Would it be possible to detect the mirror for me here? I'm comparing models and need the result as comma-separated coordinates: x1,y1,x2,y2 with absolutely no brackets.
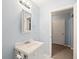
22,10,31,32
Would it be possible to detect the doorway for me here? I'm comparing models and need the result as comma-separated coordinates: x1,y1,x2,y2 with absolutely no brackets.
51,8,73,59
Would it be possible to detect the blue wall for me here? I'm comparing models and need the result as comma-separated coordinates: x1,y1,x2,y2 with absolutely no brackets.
2,0,40,59
65,13,73,47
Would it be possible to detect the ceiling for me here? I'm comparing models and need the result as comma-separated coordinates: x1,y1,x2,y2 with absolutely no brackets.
31,0,50,6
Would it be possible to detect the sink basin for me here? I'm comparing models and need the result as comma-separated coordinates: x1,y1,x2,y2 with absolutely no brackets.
24,41,31,44
15,40,43,55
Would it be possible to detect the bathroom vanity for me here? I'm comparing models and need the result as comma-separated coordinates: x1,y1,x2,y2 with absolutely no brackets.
15,40,44,59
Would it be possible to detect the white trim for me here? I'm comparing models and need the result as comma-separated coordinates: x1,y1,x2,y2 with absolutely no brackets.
73,4,77,59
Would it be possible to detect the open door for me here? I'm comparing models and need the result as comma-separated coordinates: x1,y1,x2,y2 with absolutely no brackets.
52,15,65,45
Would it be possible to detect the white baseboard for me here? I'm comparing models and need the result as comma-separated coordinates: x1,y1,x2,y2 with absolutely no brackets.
64,44,73,50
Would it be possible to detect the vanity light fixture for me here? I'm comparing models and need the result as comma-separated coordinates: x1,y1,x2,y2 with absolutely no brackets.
18,0,32,13
19,0,30,9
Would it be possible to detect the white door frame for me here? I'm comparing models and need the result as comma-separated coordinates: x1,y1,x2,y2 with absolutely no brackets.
50,4,77,59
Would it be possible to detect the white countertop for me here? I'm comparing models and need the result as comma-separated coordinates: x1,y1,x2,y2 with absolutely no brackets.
15,40,43,55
